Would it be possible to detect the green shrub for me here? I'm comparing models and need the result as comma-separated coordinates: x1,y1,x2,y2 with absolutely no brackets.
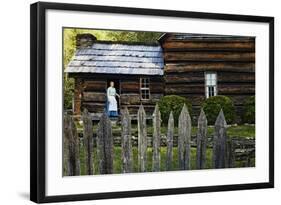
202,95,236,125
64,77,74,110
158,95,192,125
243,96,255,124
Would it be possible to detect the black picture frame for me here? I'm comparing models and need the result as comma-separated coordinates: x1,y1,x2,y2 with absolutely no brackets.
30,1,274,203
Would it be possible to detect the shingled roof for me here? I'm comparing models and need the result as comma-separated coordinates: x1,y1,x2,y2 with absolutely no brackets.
65,42,164,75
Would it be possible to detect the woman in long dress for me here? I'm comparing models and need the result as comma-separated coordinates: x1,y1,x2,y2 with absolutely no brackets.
107,81,120,117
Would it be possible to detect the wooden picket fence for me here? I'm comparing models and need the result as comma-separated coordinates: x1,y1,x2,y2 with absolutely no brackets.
64,104,255,176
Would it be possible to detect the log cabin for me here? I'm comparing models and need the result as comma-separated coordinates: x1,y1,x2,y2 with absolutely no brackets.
65,33,255,122
65,34,164,119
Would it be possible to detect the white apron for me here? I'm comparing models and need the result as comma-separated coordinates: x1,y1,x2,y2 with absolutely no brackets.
108,96,117,111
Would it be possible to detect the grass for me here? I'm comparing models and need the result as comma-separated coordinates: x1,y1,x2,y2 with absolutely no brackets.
76,123,255,138
69,123,255,176
76,145,254,176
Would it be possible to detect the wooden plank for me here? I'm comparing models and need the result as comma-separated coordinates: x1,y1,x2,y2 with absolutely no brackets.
82,109,94,175
165,62,255,73
121,108,133,173
164,35,255,43
120,94,163,105
178,104,191,170
164,52,255,62
228,95,254,105
218,72,255,83
162,41,255,51
166,84,205,94
120,94,140,105
196,109,208,169
212,110,227,168
218,84,255,94
121,81,164,93
64,114,80,176
165,73,204,83
83,80,106,92
166,112,174,171
82,102,105,113
138,105,147,172
121,82,139,92
96,113,114,174
152,104,161,172
82,92,106,102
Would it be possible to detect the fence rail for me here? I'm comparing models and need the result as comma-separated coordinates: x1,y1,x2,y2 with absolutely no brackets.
64,105,255,176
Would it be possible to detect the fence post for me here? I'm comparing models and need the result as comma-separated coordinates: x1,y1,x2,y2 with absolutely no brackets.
96,112,114,174
212,109,227,168
226,139,235,168
196,109,208,169
178,104,191,170
64,114,80,176
138,104,147,172
121,107,132,173
82,109,94,175
152,104,161,172
166,111,174,171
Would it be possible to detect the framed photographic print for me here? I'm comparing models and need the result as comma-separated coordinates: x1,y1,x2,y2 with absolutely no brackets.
30,1,274,203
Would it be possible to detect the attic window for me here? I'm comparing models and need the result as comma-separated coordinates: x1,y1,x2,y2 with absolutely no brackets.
205,72,217,98
140,78,150,100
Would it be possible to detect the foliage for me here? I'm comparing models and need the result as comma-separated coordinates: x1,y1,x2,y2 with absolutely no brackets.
202,95,236,125
64,76,74,110
158,95,192,125
243,96,255,124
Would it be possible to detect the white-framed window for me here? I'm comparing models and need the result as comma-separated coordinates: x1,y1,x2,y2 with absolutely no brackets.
205,72,217,98
140,78,150,100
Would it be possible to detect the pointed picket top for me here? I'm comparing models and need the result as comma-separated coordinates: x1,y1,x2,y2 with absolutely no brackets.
82,108,92,128
121,107,130,119
100,111,109,124
198,109,207,126
166,111,174,171
138,104,146,116
215,109,227,127
168,111,174,125
178,103,192,170
152,103,161,172
138,103,147,172
153,104,161,119
82,108,89,116
179,104,191,122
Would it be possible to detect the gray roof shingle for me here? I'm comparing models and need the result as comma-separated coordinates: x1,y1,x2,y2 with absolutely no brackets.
65,42,164,75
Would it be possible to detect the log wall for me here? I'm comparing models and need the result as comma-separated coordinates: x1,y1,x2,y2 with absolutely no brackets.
72,75,163,115
161,34,255,121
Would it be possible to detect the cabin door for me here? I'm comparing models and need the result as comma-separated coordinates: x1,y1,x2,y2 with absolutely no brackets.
107,80,121,113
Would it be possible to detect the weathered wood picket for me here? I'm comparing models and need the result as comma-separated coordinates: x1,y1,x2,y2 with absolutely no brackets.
96,113,114,174
196,109,207,169
166,112,174,171
64,114,80,176
178,104,191,170
138,105,147,172
64,104,255,176
121,107,132,173
82,109,94,175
